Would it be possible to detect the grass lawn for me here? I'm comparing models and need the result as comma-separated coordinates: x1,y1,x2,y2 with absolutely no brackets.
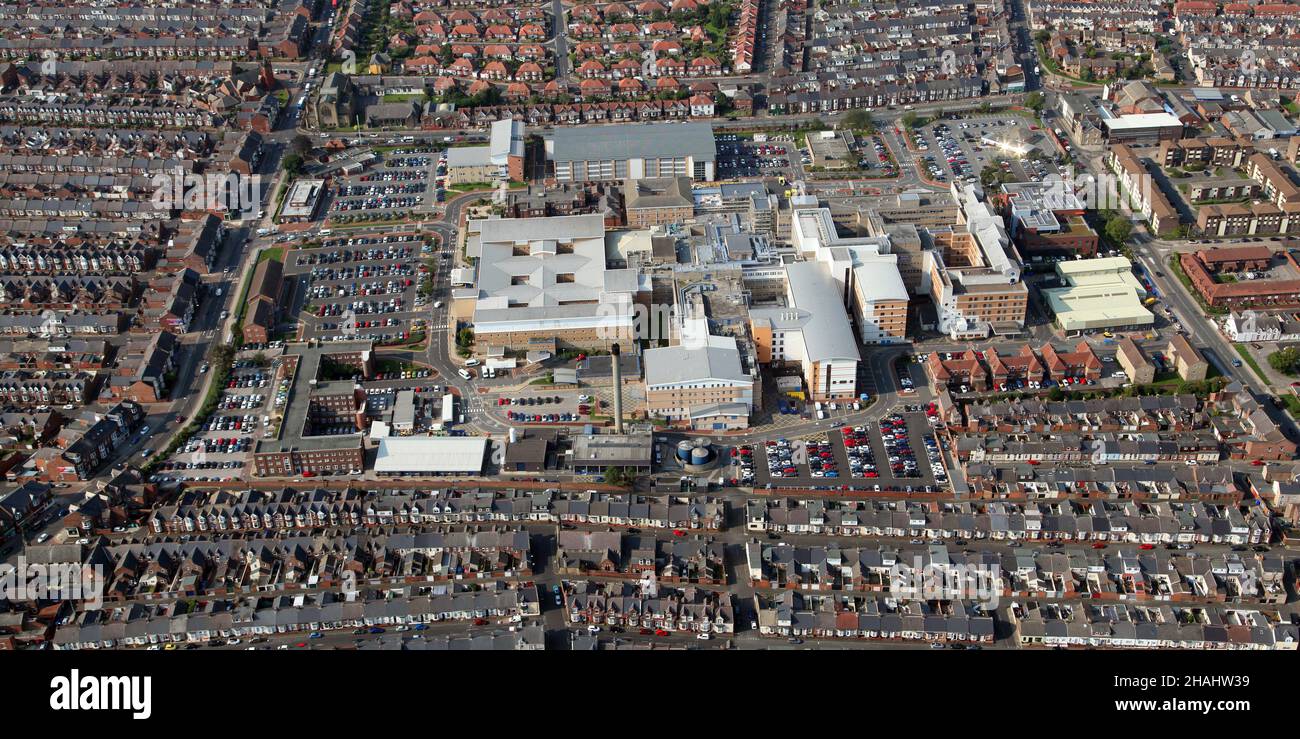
1278,392,1300,418
258,247,284,264
1235,344,1269,383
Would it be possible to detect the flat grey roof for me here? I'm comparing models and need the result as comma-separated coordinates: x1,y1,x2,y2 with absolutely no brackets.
645,337,749,387
571,433,653,465
256,340,372,454
446,146,492,168
551,122,716,163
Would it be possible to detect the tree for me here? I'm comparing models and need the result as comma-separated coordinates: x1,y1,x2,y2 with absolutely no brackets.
281,153,303,175
1269,347,1300,376
843,109,876,133
980,164,1006,188
291,134,314,157
900,111,919,129
456,326,475,348
1104,217,1132,245
603,466,634,487
1024,92,1044,113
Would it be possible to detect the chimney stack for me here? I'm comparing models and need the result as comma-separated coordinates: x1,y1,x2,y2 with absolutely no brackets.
611,343,624,434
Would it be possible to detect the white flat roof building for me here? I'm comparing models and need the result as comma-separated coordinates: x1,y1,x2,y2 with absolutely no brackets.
1102,113,1184,143
467,214,637,344
490,117,526,165
373,437,488,475
281,178,325,219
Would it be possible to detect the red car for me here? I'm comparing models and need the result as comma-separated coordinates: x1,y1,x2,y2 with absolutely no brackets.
1139,544,1155,550
1091,542,1106,549
654,629,670,637
1251,459,1265,466
672,529,687,537
295,642,308,648
473,618,488,626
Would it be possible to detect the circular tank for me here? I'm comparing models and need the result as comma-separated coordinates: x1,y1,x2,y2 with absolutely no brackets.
690,447,711,465
676,440,695,462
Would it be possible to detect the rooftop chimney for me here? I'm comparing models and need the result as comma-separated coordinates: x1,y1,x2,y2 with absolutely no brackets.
611,343,624,434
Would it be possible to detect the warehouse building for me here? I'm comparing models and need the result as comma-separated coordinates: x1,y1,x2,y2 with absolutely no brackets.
373,436,489,476
548,122,716,183
1041,258,1154,334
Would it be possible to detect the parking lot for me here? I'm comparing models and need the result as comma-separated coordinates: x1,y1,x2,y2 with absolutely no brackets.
326,148,440,222
715,134,797,180
495,388,605,426
741,411,945,491
286,230,435,346
153,359,276,483
912,115,1064,184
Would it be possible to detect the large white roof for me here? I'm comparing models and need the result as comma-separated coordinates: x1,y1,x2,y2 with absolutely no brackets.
473,215,611,306
1102,113,1183,131
780,261,860,363
373,437,488,474
645,336,750,387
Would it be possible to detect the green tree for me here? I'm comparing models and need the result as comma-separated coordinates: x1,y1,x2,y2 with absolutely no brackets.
1104,217,1132,245
282,153,303,175
843,109,876,133
900,111,919,129
980,164,1007,188
1024,92,1044,113
602,466,634,486
1269,347,1300,376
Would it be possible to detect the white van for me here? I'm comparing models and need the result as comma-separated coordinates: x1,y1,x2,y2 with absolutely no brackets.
458,368,472,380
464,359,480,367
